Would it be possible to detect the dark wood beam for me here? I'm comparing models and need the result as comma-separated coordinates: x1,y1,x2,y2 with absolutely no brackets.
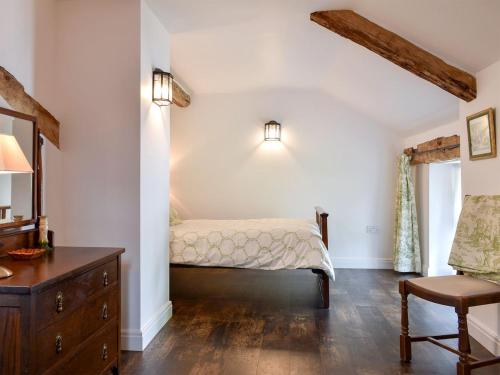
0,67,60,148
310,10,477,102
172,79,190,108
404,135,460,165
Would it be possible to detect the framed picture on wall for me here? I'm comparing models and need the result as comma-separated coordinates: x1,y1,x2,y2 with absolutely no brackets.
466,108,496,160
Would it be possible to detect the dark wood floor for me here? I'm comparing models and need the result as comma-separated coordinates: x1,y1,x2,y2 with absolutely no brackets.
122,268,499,374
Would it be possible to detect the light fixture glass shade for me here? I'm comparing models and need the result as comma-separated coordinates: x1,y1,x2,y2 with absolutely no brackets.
0,134,33,174
152,69,173,106
264,121,281,141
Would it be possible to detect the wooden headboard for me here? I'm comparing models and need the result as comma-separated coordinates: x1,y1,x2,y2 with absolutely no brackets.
315,206,329,249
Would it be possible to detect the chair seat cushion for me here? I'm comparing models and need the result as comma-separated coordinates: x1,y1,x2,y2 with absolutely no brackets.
405,275,500,307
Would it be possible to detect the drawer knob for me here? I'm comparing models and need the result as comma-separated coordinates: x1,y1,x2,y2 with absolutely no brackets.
55,291,64,313
102,303,108,320
103,271,109,287
102,343,108,361
55,335,63,354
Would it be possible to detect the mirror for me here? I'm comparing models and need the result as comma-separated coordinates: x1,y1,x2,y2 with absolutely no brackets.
0,108,38,228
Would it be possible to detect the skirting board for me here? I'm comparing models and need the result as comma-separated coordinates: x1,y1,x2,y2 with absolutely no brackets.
121,301,172,351
468,314,500,356
333,257,393,269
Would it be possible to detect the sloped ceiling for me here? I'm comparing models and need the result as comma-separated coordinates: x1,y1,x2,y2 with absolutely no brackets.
147,0,500,135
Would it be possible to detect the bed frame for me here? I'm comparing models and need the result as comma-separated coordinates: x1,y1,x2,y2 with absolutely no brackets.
313,206,330,309
171,206,331,309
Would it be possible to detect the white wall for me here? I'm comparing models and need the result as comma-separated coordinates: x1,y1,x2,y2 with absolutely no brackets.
0,0,58,221
172,89,402,269
404,58,500,355
404,120,460,149
51,0,142,346
33,0,65,236
0,0,34,98
0,0,60,222
52,0,172,351
138,0,172,350
459,59,500,355
1,0,172,352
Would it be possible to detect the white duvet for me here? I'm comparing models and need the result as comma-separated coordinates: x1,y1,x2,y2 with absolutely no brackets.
169,218,335,280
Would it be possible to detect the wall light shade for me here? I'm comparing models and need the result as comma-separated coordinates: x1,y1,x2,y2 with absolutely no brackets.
264,121,281,141
152,68,173,106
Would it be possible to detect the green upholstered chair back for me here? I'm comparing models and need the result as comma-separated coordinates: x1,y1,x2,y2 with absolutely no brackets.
448,195,500,283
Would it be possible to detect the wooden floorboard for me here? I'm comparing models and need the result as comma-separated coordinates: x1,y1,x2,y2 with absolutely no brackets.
121,268,499,374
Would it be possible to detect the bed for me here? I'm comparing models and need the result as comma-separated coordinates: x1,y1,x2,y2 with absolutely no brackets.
169,207,334,308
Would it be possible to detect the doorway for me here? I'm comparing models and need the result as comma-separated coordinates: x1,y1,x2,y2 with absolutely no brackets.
427,160,462,276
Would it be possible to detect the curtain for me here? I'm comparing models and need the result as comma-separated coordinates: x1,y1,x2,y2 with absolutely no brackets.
393,154,421,273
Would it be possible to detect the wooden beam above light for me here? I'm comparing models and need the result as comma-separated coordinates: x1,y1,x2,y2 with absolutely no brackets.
172,79,191,108
0,67,60,148
310,10,477,102
404,135,460,165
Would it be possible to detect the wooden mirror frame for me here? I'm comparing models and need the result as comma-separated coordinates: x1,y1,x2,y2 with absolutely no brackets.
0,107,40,232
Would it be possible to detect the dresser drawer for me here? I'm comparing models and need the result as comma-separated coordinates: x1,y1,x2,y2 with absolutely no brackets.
36,287,119,374
36,259,118,330
48,320,118,375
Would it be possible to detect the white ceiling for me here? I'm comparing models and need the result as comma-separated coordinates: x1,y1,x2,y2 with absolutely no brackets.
147,0,500,135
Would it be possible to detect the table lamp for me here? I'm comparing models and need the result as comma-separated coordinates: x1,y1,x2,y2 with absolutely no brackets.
0,134,33,278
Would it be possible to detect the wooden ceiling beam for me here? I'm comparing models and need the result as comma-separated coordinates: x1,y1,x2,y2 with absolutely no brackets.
404,135,460,165
310,10,477,102
172,79,191,108
0,67,60,148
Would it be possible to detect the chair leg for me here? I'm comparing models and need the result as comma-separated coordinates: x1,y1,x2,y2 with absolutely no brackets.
399,282,411,362
456,308,471,375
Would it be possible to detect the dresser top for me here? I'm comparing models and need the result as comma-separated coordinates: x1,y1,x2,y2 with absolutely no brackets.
0,247,124,294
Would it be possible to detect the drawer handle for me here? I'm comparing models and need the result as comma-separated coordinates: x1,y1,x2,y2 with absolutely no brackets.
103,271,109,287
102,303,108,320
102,343,108,361
55,291,64,313
55,335,63,354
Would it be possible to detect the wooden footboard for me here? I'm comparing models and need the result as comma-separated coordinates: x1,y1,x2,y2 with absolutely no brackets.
314,206,330,309
315,206,329,248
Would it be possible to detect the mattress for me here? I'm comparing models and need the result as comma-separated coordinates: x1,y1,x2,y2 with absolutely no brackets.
169,218,335,280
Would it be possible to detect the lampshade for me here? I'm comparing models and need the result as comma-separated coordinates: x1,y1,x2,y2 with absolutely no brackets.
152,69,173,106
264,121,281,141
0,134,33,174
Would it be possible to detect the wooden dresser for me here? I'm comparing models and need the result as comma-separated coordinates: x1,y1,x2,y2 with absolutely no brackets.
0,247,124,375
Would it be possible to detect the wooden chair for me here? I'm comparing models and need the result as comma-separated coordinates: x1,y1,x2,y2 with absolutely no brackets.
400,275,500,374
399,195,500,375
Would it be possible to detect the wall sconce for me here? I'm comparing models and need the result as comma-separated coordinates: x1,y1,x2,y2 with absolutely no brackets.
264,121,281,141
152,68,173,106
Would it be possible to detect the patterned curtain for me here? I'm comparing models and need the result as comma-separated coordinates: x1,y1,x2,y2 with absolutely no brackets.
393,154,421,273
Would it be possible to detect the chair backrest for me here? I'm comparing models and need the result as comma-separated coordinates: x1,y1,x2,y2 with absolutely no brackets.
448,195,500,283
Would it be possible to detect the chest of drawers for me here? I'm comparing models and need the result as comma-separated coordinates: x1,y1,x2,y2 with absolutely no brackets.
0,247,124,375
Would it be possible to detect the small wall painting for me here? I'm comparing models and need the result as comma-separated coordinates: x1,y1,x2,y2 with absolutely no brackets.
466,108,496,160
